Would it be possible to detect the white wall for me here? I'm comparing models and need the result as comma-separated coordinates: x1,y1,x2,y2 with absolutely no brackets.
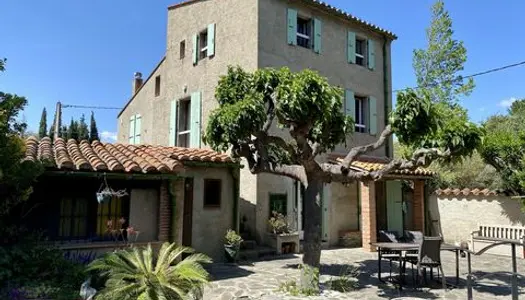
430,193,525,244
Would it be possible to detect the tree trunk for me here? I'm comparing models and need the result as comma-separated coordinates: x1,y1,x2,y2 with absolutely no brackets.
300,175,323,292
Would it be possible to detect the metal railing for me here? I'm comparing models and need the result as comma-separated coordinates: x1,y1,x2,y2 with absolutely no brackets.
466,237,524,300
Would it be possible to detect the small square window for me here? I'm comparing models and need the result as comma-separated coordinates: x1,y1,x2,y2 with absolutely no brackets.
177,98,191,147
355,39,366,66
204,179,221,208
355,96,367,133
297,17,311,48
199,30,208,60
269,194,287,217
180,40,186,59
154,76,161,97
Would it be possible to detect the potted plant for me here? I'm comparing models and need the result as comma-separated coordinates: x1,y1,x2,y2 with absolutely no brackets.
224,229,243,263
266,212,300,254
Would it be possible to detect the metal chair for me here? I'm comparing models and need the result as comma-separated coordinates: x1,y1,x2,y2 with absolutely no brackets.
404,236,446,289
378,230,402,278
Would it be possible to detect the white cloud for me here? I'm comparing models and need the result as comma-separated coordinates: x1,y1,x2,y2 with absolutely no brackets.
100,131,117,142
499,97,517,108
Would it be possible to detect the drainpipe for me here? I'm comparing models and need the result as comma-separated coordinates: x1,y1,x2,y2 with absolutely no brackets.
383,37,391,158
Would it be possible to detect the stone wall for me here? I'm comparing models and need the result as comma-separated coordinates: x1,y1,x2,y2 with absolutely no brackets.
429,190,525,244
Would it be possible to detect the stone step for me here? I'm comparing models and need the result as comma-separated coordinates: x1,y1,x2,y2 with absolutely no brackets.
241,239,257,250
239,246,276,261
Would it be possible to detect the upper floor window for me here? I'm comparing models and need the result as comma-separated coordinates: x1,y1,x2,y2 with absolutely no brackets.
355,38,366,66
354,96,367,133
199,30,208,60
154,76,161,97
177,98,191,147
180,40,186,59
297,17,311,48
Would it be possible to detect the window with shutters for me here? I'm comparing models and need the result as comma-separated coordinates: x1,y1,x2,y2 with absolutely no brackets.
180,40,186,59
177,98,191,147
355,38,366,66
269,194,287,217
355,96,367,133
297,17,311,48
154,76,161,97
199,30,208,60
203,179,221,208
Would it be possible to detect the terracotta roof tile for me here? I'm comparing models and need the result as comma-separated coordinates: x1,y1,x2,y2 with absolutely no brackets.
167,0,396,39
436,188,499,196
24,137,234,174
329,154,435,177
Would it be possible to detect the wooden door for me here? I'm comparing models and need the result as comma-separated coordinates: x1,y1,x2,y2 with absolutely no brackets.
182,178,193,247
386,180,404,236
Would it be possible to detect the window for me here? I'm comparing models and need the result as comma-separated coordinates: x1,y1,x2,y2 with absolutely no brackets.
355,96,367,133
270,194,287,216
199,30,208,60
154,76,161,97
355,38,366,66
58,194,130,241
180,40,186,59
203,179,221,207
297,17,311,48
177,98,191,147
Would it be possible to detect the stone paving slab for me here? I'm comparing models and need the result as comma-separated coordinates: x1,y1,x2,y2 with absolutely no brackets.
203,248,525,300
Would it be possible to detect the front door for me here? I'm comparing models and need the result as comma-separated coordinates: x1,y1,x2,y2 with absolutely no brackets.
182,178,193,247
386,180,404,236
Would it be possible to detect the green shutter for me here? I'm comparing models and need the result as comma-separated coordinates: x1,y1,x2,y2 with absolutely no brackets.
192,34,198,65
313,18,322,54
169,100,177,146
207,23,215,57
368,96,377,135
386,180,404,235
128,115,136,144
347,31,356,64
345,89,355,119
367,39,376,70
321,184,329,241
134,114,142,144
190,91,202,148
287,8,297,45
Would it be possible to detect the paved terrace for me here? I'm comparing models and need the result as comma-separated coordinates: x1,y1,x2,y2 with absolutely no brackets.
203,248,525,300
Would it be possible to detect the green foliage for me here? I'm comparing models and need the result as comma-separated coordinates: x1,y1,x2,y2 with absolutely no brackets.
268,211,290,234
90,111,100,141
326,265,360,293
0,233,86,299
67,118,79,140
204,66,352,156
224,229,243,246
0,61,43,219
38,107,47,138
413,0,474,105
479,99,525,194
88,242,212,300
78,114,89,141
277,264,320,296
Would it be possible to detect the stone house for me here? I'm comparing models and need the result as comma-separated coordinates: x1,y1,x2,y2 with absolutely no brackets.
117,0,433,251
22,136,239,262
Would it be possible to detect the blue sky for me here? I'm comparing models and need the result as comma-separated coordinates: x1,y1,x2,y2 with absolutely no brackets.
1,0,524,141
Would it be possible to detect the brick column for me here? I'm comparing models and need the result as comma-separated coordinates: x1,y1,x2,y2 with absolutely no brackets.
360,181,377,252
158,180,171,242
413,180,425,233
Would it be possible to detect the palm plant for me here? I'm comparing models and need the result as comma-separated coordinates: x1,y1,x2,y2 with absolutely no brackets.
87,242,212,300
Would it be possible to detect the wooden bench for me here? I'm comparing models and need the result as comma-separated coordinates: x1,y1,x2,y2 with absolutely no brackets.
471,224,525,257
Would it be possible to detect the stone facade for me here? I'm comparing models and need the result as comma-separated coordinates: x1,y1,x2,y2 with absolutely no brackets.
117,0,395,248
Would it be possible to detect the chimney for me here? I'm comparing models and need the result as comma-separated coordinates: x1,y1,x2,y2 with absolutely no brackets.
132,72,143,95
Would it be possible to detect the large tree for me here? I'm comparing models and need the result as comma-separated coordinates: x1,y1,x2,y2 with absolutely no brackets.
38,108,47,138
204,66,482,288
89,111,99,142
0,58,42,223
480,99,525,196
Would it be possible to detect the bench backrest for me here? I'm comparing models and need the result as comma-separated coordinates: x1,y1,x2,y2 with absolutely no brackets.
478,224,525,240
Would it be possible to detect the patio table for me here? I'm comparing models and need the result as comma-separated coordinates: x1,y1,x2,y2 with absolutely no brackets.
371,242,462,289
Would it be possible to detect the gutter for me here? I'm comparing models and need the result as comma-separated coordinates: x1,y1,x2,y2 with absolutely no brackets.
43,170,183,180
383,37,391,158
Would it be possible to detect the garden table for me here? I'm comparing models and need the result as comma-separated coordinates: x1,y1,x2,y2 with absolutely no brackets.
371,242,462,289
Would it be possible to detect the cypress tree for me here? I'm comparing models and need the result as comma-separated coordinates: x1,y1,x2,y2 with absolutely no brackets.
78,114,89,141
89,111,99,142
38,108,47,138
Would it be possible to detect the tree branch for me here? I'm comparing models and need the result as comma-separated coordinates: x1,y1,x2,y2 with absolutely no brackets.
340,125,393,170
